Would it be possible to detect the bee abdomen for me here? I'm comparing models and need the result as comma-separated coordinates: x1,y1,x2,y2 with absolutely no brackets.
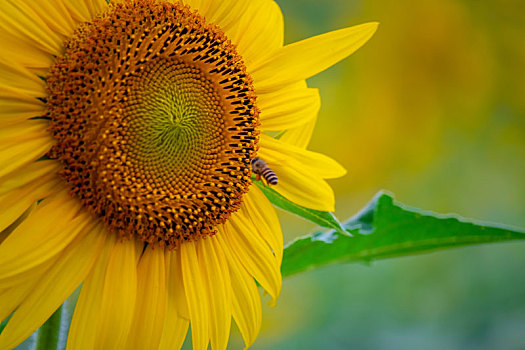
261,168,278,185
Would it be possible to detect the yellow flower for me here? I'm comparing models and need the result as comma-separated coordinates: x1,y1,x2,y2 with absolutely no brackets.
0,0,376,349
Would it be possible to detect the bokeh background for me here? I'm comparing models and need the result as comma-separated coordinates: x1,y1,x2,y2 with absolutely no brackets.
240,0,525,349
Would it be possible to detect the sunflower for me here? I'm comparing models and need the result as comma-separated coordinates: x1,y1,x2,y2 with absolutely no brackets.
0,0,376,349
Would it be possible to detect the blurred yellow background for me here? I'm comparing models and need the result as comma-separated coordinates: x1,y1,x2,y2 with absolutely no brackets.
246,0,525,349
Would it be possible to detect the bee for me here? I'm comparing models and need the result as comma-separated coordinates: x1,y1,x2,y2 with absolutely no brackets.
251,157,278,186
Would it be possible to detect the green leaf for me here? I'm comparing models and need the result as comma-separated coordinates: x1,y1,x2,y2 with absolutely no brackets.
255,181,346,234
282,191,525,277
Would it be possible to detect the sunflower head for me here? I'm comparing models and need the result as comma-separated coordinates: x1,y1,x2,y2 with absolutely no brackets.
46,0,260,248
0,0,377,349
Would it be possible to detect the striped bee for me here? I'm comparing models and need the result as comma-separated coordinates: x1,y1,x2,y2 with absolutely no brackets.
251,157,278,186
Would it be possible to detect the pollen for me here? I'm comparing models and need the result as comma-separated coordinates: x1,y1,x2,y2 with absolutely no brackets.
45,0,259,248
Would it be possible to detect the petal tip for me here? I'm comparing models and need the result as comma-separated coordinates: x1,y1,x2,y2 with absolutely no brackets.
354,21,380,41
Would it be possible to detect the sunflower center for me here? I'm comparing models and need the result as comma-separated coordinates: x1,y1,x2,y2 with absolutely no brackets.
123,59,225,193
45,0,259,248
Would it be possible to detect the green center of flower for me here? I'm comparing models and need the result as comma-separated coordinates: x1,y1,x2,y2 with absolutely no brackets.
45,0,259,248
123,59,225,193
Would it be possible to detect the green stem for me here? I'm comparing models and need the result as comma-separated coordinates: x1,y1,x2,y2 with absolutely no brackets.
34,306,62,350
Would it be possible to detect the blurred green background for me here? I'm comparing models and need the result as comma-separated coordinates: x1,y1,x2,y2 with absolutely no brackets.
244,0,525,349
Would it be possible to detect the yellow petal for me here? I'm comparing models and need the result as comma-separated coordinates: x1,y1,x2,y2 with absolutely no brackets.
224,0,284,68
0,159,58,197
0,224,105,350
0,246,59,290
0,86,45,121
197,236,231,350
0,123,54,180
0,167,61,233
180,241,209,350
260,134,347,179
279,117,317,149
216,228,262,349
0,86,45,113
0,34,53,74
252,22,379,93
0,1,64,56
159,250,190,350
0,202,33,246
66,229,116,350
191,1,249,35
126,246,167,350
28,0,78,38
0,96,45,124
242,186,283,262
258,80,318,148
0,57,46,98
0,119,47,141
169,249,190,319
63,0,108,22
185,0,284,69
221,214,281,301
258,86,320,130
0,189,88,281
0,275,41,322
94,238,139,350
159,314,189,350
